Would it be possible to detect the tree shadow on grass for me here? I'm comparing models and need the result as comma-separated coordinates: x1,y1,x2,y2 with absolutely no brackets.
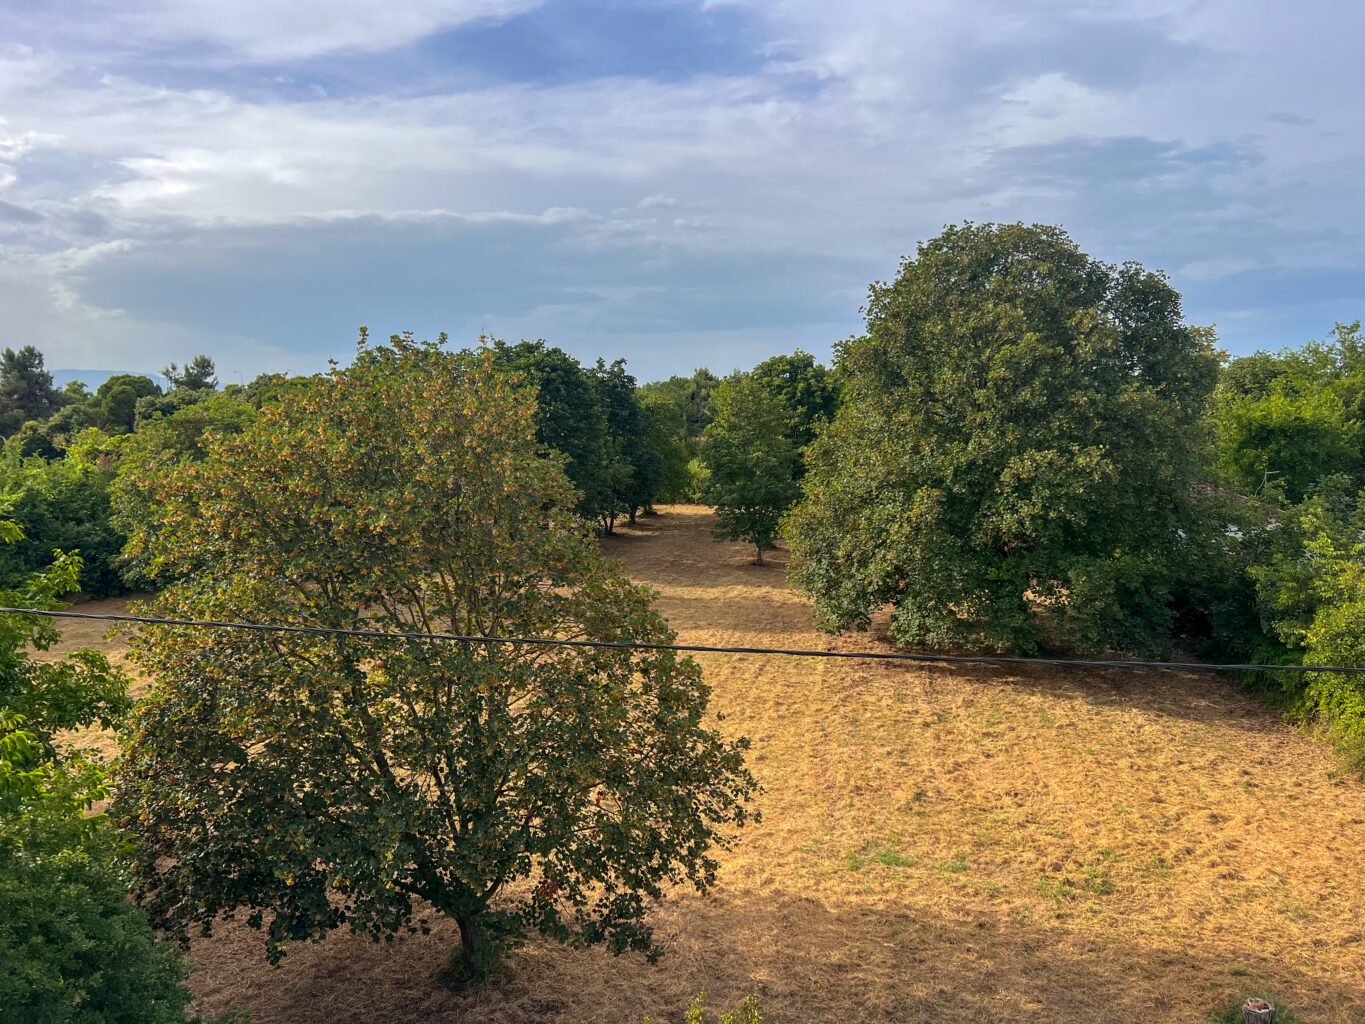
184,887,1365,1024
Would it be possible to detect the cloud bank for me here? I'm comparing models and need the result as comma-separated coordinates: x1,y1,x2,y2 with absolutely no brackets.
0,0,1362,380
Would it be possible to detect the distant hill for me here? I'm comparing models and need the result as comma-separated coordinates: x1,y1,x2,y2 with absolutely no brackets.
52,369,169,392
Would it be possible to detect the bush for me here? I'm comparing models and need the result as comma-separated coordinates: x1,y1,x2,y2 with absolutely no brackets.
0,431,127,598
0,802,203,1024
1248,479,1365,772
0,540,231,1024
645,991,762,1024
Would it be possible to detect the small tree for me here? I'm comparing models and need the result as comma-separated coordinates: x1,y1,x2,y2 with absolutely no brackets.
161,354,218,391
701,375,799,565
114,333,755,979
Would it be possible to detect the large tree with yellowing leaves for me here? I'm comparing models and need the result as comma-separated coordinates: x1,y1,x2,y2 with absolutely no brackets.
113,333,754,979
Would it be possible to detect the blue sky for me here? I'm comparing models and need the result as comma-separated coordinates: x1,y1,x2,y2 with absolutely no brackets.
0,0,1362,382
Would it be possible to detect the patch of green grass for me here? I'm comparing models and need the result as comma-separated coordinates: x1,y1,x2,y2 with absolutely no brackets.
1036,875,1080,906
842,851,863,871
1009,905,1034,926
1209,994,1303,1024
873,848,918,868
935,850,970,879
1112,803,1131,816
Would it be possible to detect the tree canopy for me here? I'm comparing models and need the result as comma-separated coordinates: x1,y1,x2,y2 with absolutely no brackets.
0,347,65,438
1213,322,1365,501
701,374,800,565
750,350,840,454
786,222,1220,656
114,333,755,978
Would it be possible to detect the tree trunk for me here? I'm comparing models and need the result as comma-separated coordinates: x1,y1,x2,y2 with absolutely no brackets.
754,540,764,566
1242,999,1275,1024
457,916,476,974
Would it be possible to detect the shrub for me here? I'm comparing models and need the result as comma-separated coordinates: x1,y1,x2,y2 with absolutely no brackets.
645,991,763,1024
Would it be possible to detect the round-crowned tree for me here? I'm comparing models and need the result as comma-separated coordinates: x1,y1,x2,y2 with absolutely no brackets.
785,223,1220,656
113,333,755,978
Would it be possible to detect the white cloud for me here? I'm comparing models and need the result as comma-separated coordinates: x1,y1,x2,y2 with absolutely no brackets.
0,0,1363,374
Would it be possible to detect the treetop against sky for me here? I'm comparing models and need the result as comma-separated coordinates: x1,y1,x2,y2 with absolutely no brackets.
0,0,1362,381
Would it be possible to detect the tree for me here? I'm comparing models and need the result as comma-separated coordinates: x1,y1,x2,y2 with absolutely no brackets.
0,347,64,438
640,396,691,504
701,374,800,565
89,374,162,435
114,334,755,979
1213,322,1365,500
1214,389,1360,501
590,358,657,529
490,340,612,523
639,369,719,441
0,538,215,1024
1248,478,1365,772
136,356,220,427
750,350,840,454
786,222,1220,656
161,354,218,391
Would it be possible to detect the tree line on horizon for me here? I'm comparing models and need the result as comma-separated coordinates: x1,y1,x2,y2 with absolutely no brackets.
4,220,1365,1020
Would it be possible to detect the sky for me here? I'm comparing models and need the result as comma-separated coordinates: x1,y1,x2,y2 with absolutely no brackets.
0,0,1362,383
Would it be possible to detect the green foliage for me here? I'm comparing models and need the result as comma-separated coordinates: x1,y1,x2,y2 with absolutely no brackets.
114,333,756,975
644,991,762,1024
1213,322,1365,501
491,339,612,523
750,349,840,453
0,802,201,1024
0,431,127,597
111,392,258,589
786,222,1220,656
589,357,656,528
701,374,800,564
1249,480,1365,771
0,550,131,773
0,537,215,1024
639,369,720,441
686,457,711,503
0,347,64,438
640,397,692,504
162,354,218,391
88,375,163,435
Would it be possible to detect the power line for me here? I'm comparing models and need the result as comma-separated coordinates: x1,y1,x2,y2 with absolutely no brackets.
2,606,1360,675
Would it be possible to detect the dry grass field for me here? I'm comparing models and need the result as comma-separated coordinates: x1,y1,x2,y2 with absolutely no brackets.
50,505,1365,1023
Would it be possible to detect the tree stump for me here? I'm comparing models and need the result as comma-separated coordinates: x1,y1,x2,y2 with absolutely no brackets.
1243,997,1275,1024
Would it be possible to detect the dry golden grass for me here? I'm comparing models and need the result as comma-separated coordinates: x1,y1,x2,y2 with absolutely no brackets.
46,507,1365,1022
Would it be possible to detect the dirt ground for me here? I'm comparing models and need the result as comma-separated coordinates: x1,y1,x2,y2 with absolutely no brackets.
50,506,1365,1023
